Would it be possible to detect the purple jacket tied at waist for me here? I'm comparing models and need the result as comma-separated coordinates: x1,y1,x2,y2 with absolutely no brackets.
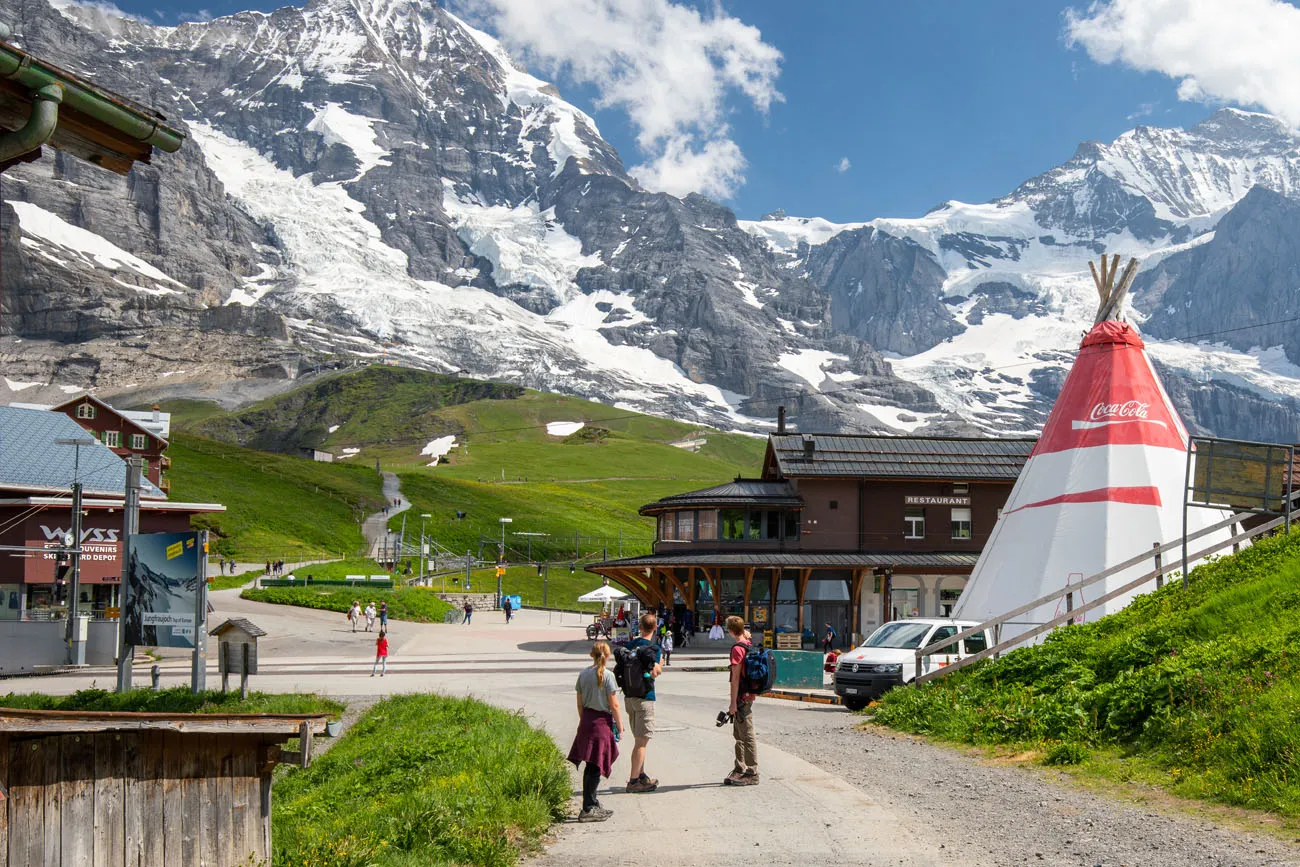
567,707,618,778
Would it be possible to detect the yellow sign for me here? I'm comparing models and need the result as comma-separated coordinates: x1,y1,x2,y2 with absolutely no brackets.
105,607,120,619
165,540,184,560
495,566,506,578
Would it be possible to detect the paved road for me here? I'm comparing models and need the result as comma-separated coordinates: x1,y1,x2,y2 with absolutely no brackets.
365,471,408,560
10,590,1300,866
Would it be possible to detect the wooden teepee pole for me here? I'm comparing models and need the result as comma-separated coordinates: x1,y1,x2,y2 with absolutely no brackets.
1090,254,1139,324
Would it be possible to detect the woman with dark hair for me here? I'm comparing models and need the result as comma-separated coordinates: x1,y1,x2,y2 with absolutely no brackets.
567,640,624,822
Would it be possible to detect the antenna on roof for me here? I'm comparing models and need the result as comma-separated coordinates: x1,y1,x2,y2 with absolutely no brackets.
1087,253,1139,325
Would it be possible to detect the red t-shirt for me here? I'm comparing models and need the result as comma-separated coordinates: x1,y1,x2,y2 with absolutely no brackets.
729,640,755,703
376,637,389,657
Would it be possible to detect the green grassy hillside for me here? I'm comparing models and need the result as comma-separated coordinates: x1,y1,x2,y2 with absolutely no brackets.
873,530,1300,818
160,366,765,567
167,434,385,561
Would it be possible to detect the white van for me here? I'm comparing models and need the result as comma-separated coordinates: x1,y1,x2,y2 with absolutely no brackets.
833,618,991,711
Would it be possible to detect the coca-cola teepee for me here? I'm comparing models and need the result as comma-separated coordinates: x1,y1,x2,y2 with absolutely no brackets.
953,255,1230,633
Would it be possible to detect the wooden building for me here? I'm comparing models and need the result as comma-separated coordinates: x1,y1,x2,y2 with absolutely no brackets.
590,433,1034,645
0,708,327,866
17,395,173,490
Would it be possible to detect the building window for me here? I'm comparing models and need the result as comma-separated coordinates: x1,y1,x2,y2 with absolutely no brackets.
784,511,800,539
953,482,969,495
744,510,763,541
676,510,695,541
141,460,151,477
104,431,121,448
951,507,972,539
904,507,925,539
76,403,96,419
697,509,717,541
764,511,782,540
660,514,676,542
721,509,746,540
129,433,147,450
829,499,838,510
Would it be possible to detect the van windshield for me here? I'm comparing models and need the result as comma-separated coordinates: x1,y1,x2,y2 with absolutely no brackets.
863,621,933,650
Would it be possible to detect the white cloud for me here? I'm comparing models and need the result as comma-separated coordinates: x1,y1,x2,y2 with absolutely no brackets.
47,0,146,22
1067,0,1300,126
835,156,851,173
458,0,782,199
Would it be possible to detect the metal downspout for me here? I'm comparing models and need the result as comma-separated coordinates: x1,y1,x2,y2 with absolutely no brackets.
0,82,61,164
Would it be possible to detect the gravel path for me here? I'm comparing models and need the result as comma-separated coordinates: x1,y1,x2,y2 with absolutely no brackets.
764,713,1300,867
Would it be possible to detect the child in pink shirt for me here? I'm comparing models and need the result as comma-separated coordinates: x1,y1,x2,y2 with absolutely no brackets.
371,630,389,677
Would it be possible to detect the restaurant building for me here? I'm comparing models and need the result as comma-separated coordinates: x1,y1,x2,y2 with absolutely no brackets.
0,404,221,621
589,432,1034,646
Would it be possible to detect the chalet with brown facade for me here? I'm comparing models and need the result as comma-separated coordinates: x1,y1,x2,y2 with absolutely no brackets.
590,433,1034,647
48,394,171,490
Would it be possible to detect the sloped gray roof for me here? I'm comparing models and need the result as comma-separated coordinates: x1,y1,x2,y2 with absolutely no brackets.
640,479,801,514
768,434,1034,481
209,618,267,638
0,406,164,497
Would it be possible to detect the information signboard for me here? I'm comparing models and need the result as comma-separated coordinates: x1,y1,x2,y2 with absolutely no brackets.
123,531,201,648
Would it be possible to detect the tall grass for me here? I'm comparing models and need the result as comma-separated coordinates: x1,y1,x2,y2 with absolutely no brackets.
273,694,569,867
0,688,342,717
872,530,1300,815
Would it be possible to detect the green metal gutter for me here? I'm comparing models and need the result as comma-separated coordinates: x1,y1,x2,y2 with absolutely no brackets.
0,41,184,153
0,82,60,163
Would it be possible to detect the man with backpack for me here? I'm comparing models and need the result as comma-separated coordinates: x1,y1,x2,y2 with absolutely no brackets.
725,615,763,786
621,612,663,793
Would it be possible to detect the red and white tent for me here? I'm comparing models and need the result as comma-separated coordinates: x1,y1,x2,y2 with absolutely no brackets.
954,257,1231,634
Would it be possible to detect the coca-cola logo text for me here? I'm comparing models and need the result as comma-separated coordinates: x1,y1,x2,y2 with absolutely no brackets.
1089,401,1150,422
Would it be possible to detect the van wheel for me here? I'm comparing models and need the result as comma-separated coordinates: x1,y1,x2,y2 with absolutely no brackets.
841,698,868,712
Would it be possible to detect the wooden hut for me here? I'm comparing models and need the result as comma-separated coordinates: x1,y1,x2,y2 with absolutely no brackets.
0,708,327,866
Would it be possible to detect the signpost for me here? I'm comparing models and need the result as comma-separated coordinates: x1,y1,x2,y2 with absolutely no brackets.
116,456,143,693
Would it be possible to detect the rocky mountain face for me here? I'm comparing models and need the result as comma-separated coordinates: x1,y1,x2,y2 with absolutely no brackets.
1,0,1298,442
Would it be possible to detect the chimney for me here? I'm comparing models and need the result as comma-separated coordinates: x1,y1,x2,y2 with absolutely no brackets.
802,434,815,460
777,405,786,434
152,404,160,423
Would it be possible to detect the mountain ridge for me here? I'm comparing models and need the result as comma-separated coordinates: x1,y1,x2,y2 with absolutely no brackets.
1,0,1299,441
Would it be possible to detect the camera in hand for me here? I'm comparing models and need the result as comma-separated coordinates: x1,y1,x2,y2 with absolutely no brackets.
715,710,733,727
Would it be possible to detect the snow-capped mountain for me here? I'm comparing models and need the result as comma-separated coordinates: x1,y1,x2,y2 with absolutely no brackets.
2,0,1299,442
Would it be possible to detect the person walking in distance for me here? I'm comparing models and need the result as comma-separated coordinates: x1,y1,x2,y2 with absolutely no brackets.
364,601,377,632
624,612,663,793
724,615,759,786
378,601,388,630
503,596,514,623
371,629,389,677
822,622,837,654
463,599,473,625
567,640,623,822
660,627,674,666
348,600,361,633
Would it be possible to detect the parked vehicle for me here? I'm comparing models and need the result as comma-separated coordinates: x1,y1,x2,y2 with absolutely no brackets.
833,618,990,711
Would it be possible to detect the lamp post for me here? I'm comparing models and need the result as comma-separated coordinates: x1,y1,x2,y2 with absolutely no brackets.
497,517,512,607
420,513,431,582
56,436,95,666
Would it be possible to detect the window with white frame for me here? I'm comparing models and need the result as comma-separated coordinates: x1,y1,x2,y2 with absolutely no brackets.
953,482,969,495
129,433,147,450
904,507,925,539
104,431,121,448
951,507,972,539
76,403,96,419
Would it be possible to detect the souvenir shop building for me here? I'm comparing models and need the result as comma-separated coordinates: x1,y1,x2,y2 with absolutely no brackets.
589,433,1034,646
0,405,222,620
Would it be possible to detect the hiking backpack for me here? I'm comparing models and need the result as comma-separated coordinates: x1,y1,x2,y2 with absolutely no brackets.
738,643,777,694
613,644,657,699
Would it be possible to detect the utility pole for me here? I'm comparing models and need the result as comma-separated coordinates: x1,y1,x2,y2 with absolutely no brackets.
191,530,209,693
56,436,95,667
116,457,142,693
66,480,84,665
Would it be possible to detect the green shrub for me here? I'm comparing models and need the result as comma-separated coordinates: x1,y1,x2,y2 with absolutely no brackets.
1043,741,1089,766
241,585,453,623
0,687,341,717
873,530,1300,816
272,694,569,867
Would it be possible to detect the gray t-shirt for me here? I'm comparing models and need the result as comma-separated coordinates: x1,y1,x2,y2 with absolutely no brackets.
576,666,617,713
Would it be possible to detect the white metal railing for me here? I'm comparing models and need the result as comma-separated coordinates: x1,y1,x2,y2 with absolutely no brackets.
912,500,1293,686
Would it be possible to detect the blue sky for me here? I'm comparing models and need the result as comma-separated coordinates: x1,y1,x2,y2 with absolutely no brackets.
112,0,1234,221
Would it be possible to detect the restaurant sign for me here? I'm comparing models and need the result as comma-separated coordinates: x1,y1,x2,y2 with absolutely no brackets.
904,495,971,506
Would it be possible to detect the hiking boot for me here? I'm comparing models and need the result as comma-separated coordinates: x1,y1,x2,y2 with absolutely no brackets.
724,771,758,786
626,777,657,793
741,771,759,785
577,806,613,822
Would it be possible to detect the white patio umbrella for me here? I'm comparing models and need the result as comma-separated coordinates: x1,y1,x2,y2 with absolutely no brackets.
577,586,630,603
